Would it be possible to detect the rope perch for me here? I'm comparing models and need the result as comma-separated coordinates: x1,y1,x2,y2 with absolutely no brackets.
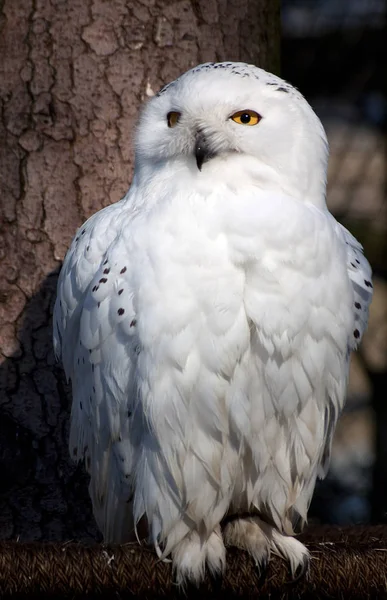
0,526,386,599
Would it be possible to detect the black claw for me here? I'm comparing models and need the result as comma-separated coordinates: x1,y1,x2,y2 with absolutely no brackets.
289,555,310,583
257,555,269,584
260,556,269,572
208,570,223,594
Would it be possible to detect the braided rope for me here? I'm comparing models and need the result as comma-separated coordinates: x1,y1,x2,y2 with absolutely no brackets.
0,526,386,598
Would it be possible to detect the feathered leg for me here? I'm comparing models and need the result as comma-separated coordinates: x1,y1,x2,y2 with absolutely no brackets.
223,515,309,576
172,525,226,586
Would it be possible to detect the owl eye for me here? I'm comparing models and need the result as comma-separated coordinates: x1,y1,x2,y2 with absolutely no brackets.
230,110,261,126
167,111,181,128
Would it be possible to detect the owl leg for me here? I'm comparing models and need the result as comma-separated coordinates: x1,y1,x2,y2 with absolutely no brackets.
172,525,226,586
223,515,270,571
269,526,310,577
223,515,309,576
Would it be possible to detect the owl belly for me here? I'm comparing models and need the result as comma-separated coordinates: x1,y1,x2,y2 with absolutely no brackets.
132,200,353,537
132,232,253,542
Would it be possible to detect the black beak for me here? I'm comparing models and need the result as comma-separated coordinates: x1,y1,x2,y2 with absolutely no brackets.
195,133,216,171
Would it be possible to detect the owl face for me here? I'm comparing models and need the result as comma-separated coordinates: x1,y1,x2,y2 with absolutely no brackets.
135,63,328,204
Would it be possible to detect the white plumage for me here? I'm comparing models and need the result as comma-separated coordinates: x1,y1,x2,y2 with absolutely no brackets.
53,62,372,584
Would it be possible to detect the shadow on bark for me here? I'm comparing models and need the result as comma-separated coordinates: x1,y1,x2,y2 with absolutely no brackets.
0,269,100,543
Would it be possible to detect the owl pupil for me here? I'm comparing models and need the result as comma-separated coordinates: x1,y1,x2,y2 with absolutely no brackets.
240,113,251,124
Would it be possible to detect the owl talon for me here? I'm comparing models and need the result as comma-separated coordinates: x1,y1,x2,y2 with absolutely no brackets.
260,555,269,572
257,556,269,584
290,554,309,583
223,516,270,572
208,569,223,594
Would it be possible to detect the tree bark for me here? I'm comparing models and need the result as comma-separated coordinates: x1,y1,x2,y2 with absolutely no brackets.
0,0,280,541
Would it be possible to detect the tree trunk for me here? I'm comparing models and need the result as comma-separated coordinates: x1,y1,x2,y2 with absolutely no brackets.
0,0,280,541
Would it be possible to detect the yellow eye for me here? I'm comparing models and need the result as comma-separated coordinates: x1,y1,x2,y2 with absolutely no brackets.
230,110,261,126
167,111,181,128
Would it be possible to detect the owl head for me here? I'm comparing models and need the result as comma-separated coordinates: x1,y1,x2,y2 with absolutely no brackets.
135,62,328,206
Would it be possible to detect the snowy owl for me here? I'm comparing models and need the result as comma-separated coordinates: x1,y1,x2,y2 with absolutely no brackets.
54,62,372,584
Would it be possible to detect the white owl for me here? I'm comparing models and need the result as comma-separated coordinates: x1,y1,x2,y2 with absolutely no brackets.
53,62,372,584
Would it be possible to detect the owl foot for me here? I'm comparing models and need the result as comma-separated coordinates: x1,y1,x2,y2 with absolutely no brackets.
172,525,226,586
223,515,309,578
223,515,270,572
270,528,310,578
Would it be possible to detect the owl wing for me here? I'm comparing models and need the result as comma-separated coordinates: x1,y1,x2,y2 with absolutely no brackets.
337,222,373,350
241,215,373,532
53,199,138,542
318,220,373,474
314,220,373,488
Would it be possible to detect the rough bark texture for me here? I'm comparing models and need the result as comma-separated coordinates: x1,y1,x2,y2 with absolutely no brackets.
0,1,280,541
